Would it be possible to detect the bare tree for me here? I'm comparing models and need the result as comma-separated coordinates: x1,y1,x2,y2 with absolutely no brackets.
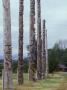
2,0,13,89
29,0,36,81
37,0,42,80
18,0,24,85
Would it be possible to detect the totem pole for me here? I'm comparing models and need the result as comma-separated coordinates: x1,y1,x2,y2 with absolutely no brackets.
42,20,46,79
37,0,42,80
18,0,24,85
29,0,36,81
45,29,49,77
2,0,13,89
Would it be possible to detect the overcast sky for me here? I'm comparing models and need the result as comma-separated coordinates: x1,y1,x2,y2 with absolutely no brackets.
0,0,67,58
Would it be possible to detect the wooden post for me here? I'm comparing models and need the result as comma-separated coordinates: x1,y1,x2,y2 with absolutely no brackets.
29,0,36,81
2,0,13,89
37,0,42,80
45,29,49,77
42,20,46,79
18,0,24,85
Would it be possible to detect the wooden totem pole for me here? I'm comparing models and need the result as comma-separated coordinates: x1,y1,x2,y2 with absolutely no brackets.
45,29,49,77
29,0,36,81
42,20,46,79
37,0,42,80
18,0,24,85
2,0,13,89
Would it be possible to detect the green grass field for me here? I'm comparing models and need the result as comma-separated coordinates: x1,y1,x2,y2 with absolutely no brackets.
0,72,67,90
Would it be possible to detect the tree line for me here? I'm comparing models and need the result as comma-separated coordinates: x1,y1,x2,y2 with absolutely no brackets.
0,43,67,76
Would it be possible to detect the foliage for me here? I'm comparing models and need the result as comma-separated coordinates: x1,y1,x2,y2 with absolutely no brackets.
0,58,29,76
12,61,18,73
27,42,67,73
0,64,3,76
23,57,29,73
48,49,59,73
48,44,67,73
0,43,67,75
12,58,29,73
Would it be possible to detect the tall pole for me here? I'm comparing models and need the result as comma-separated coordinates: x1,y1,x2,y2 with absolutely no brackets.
18,0,24,85
29,0,36,81
2,0,13,89
37,0,42,80
45,29,49,77
42,20,46,79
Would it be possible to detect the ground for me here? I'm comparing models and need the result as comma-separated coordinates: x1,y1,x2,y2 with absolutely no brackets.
0,72,67,90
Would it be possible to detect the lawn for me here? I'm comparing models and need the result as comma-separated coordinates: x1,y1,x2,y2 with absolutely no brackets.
0,72,67,90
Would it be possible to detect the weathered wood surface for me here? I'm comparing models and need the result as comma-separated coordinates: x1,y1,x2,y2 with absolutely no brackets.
45,29,49,77
2,70,13,90
42,20,46,79
2,0,13,89
29,0,36,81
18,0,24,85
37,0,42,80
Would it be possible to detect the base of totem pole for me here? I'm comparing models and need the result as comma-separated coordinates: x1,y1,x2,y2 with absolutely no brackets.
2,69,13,90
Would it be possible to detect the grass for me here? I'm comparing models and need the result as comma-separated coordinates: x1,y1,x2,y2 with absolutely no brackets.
0,72,67,90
